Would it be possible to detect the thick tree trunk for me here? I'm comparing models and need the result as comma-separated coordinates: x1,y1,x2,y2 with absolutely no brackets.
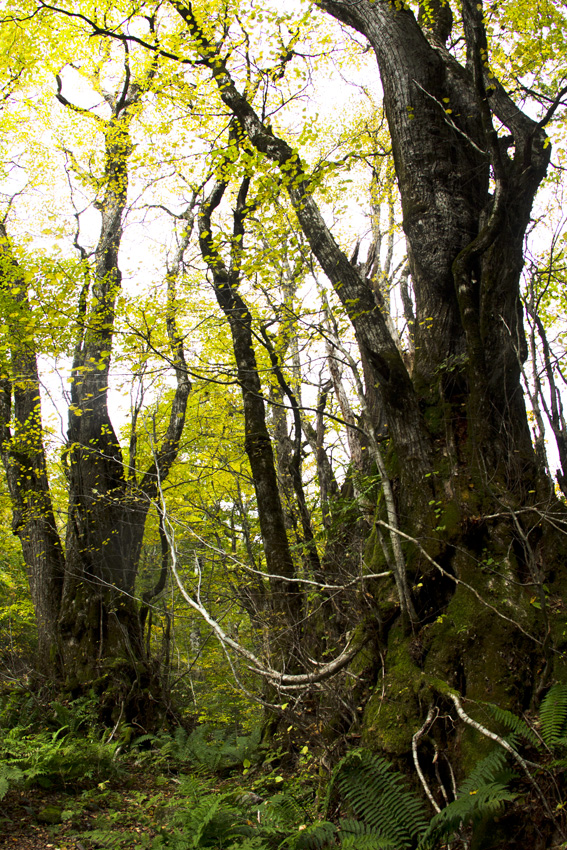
312,8,567,831
0,69,190,723
174,3,567,830
57,78,153,703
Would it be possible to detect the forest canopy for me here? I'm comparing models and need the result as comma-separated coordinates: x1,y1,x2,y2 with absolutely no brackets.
0,0,567,844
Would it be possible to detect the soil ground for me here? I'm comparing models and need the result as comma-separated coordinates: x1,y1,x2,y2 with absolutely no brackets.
0,766,172,850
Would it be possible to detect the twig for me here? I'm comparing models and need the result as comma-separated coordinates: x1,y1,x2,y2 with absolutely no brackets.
448,692,563,834
412,705,441,813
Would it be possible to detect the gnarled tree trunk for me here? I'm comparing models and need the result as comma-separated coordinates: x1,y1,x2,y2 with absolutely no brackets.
173,2,567,835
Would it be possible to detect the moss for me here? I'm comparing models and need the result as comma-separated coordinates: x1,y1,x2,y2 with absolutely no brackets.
422,401,447,438
437,500,461,537
362,624,429,755
348,623,376,679
417,542,547,773
37,805,63,824
427,677,454,696
362,527,399,619
363,526,388,572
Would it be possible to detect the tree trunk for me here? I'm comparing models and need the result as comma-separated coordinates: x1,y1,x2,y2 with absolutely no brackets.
0,224,66,674
312,4,567,823
0,66,190,723
174,1,567,825
198,176,303,668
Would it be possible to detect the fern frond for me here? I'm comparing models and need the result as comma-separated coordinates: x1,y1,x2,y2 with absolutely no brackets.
226,839,270,850
0,763,24,799
339,818,397,848
482,702,539,747
417,781,516,850
261,792,306,828
169,725,262,773
548,757,567,773
133,733,156,748
177,773,210,802
324,749,427,848
340,835,397,849
165,790,256,848
457,747,515,795
540,684,567,747
279,820,336,850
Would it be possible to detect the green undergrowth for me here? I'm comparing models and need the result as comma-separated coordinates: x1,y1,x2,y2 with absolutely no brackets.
1,687,567,849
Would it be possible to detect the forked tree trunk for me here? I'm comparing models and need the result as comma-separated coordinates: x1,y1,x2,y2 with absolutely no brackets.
174,2,567,831
0,67,190,724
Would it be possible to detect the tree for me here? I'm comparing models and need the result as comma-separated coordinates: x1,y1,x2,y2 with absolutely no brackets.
166,0,567,676
2,0,567,838
125,0,567,822
0,38,192,720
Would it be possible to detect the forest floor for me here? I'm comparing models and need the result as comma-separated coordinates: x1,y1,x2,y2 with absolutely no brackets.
0,764,181,850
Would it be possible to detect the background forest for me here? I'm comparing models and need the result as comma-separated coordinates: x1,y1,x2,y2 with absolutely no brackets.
1,0,567,847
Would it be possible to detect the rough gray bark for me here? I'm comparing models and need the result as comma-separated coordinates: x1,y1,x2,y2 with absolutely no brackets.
317,0,549,471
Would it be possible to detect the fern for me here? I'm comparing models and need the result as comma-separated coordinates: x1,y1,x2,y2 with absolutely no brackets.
152,791,257,848
482,702,539,747
278,821,336,850
340,836,396,850
191,795,224,847
177,773,212,802
226,840,271,850
168,725,261,773
0,761,24,799
0,725,121,789
218,726,262,769
339,819,397,849
132,733,156,748
457,746,515,795
418,781,516,849
324,750,427,848
417,747,517,850
261,792,306,828
540,684,567,747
